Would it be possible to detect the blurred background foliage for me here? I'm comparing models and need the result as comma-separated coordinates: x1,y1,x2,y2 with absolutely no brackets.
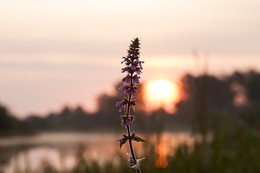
1,70,260,173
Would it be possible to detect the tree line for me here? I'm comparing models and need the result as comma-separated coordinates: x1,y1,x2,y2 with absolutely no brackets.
0,70,260,136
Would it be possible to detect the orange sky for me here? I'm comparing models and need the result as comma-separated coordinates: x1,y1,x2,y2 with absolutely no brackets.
0,0,260,118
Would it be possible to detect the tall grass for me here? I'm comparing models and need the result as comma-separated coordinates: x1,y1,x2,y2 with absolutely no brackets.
9,119,260,173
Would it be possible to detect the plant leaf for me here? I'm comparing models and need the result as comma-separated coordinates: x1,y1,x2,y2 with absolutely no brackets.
120,138,127,148
118,134,128,148
131,133,146,143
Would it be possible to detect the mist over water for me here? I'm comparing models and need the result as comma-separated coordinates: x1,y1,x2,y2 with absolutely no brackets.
1,132,193,173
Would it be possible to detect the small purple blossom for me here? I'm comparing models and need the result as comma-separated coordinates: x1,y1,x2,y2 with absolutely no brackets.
121,63,143,75
132,75,140,85
122,74,140,86
116,98,136,113
121,116,134,127
117,137,124,144
116,99,127,112
119,85,138,95
128,154,136,166
122,75,132,84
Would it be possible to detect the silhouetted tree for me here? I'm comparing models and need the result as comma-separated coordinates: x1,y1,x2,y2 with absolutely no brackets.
246,71,260,104
176,74,235,134
228,70,260,105
0,103,33,136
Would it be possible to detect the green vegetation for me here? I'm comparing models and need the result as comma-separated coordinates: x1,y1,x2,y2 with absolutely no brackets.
9,119,260,173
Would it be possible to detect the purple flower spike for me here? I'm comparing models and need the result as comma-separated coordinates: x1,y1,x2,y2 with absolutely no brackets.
116,38,145,173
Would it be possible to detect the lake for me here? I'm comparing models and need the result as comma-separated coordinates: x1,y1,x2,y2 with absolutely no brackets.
0,132,194,173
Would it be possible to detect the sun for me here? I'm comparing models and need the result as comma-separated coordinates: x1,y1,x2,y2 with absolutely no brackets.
148,80,174,100
144,79,180,112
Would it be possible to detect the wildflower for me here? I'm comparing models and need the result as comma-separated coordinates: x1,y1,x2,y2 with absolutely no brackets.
116,38,145,173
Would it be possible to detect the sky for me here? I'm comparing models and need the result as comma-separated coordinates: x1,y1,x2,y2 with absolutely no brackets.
0,0,260,118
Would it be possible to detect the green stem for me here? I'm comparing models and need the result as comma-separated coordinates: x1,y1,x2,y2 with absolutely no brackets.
125,76,141,173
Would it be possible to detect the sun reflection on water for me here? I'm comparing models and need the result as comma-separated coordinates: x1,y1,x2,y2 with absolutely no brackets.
155,142,169,168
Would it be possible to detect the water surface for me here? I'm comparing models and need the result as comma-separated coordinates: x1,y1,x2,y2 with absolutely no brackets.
0,132,194,172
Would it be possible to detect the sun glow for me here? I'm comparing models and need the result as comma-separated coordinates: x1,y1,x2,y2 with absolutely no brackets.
144,79,180,113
